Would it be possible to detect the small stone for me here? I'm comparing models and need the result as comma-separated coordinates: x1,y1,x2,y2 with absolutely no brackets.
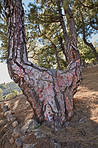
0,102,5,106
21,119,39,133
23,144,33,148
0,119,6,126
64,121,69,127
34,131,46,138
15,138,23,148
32,128,39,132
7,115,16,122
12,131,20,138
54,141,61,148
4,111,11,117
23,143,37,148
34,131,40,136
7,115,13,121
12,121,18,127
0,112,4,116
3,105,8,112
10,115,16,122
9,137,14,144
10,116,15,122
11,110,16,114
79,118,85,124
21,126,28,134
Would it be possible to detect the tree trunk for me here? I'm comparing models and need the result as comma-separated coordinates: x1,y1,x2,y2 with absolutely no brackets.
4,0,82,128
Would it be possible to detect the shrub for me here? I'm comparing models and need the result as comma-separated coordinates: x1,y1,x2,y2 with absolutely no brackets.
0,83,6,90
0,88,3,101
19,91,23,94
5,89,19,100
11,89,19,95
5,89,22,100
5,93,17,100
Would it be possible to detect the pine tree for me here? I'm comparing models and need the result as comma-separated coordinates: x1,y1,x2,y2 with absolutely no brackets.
4,0,82,128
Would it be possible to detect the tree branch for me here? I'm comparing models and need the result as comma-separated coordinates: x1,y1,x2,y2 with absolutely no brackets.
78,0,96,9
90,20,98,30
44,35,61,70
58,36,69,64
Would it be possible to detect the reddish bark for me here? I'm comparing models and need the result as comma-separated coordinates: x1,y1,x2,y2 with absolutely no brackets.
4,0,82,128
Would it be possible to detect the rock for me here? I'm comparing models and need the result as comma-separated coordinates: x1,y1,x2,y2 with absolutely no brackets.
21,119,39,133
12,121,18,127
0,102,5,106
7,115,12,121
9,137,14,144
0,112,4,116
7,115,13,121
0,119,6,126
54,141,61,148
4,111,11,117
12,131,20,138
23,143,37,148
3,105,8,112
10,115,16,122
23,144,33,148
34,131,46,138
79,118,85,124
32,128,40,132
7,115,16,122
15,138,23,148
11,110,16,114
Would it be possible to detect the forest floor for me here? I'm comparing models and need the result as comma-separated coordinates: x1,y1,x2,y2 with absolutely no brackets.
0,65,98,148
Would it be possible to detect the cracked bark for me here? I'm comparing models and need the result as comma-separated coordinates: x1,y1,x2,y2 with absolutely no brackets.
4,0,82,128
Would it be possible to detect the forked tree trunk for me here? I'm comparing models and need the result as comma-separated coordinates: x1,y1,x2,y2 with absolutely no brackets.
4,0,82,128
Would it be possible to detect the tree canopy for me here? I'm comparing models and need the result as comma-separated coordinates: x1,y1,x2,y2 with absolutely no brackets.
0,0,98,66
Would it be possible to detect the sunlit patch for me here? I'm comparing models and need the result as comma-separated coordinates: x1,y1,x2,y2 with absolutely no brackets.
12,100,19,110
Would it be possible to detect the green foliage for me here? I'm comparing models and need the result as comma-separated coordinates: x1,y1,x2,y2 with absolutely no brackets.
0,88,3,93
0,0,97,66
0,82,22,100
5,92,17,100
78,38,95,64
0,88,3,100
5,89,21,100
0,6,8,62
5,88,22,100
26,1,68,69
94,41,98,53
19,91,23,95
26,0,98,67
11,89,19,95
0,83,6,89
0,0,3,14
73,0,97,38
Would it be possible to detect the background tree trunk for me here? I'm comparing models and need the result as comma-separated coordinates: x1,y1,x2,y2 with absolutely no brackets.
83,37,98,62
4,0,82,128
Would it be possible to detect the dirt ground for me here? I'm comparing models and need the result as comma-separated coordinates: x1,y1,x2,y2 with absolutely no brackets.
0,65,98,148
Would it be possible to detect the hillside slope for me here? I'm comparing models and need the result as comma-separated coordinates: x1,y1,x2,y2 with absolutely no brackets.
0,65,98,148
0,82,21,100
